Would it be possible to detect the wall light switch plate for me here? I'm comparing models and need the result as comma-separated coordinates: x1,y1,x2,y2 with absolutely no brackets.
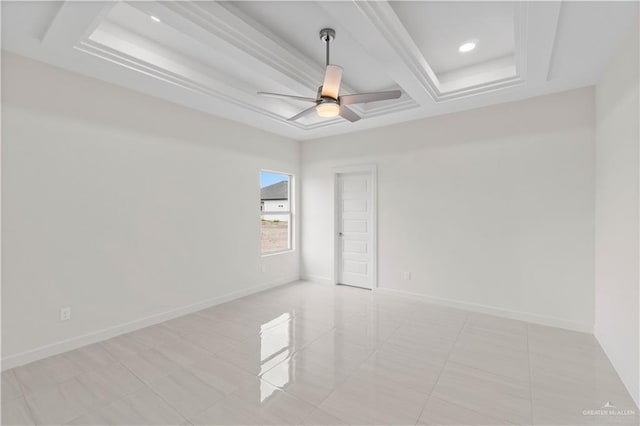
60,307,71,321
403,272,411,280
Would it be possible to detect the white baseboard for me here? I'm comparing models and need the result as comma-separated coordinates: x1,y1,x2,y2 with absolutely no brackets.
375,287,594,334
300,275,334,285
1,276,299,371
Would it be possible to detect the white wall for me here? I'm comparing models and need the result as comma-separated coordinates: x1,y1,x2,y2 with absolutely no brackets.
301,88,596,331
594,20,639,406
1,53,300,366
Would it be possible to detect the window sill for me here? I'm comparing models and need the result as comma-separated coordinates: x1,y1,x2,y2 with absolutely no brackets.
261,249,295,258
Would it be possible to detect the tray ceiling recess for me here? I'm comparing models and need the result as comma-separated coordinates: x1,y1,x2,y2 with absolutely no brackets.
2,1,638,139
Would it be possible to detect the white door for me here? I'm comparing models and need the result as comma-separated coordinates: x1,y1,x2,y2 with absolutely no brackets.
337,171,374,289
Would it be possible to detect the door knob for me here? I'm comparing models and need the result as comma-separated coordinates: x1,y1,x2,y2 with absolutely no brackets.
338,232,343,236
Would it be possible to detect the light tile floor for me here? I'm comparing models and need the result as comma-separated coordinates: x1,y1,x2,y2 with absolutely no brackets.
2,281,638,425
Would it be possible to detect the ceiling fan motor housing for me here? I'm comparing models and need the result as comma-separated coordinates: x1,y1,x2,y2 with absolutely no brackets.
320,97,339,105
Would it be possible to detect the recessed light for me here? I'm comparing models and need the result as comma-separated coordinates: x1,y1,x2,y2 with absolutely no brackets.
150,15,161,23
458,40,477,53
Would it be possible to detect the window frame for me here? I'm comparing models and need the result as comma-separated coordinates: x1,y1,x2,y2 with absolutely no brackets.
260,170,294,256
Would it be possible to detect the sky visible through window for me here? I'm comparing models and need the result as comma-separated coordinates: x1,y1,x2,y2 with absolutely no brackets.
261,171,288,188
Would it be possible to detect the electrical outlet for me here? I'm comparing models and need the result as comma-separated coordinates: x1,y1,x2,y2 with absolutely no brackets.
403,271,412,280
261,264,266,273
60,307,71,321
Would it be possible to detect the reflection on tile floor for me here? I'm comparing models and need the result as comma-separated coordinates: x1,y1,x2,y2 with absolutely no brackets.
1,281,638,425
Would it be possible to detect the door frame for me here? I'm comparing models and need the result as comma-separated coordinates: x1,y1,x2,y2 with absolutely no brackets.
333,164,378,289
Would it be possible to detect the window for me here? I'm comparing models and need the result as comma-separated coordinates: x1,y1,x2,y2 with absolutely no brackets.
260,171,292,254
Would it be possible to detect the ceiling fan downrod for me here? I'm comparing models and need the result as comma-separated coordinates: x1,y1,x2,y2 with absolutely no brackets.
319,28,336,66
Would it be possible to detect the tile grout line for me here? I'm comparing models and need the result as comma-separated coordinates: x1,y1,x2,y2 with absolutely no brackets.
212,311,340,379
292,299,424,423
61,353,158,425
158,298,299,424
295,303,417,424
142,377,191,425
175,295,342,424
420,321,534,425
11,371,38,426
281,319,404,423
412,313,469,426
10,284,602,426
263,296,398,377
450,323,534,382
65,330,230,425
187,291,361,424
15,352,111,425
105,355,190,425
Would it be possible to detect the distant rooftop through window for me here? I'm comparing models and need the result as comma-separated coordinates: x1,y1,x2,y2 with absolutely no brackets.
260,171,288,188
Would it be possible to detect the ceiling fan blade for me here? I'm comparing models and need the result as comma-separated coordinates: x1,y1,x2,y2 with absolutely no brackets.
288,105,318,121
339,105,361,122
321,65,343,99
257,92,318,103
339,90,402,105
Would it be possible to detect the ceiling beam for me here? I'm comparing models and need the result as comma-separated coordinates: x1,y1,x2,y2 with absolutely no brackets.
41,1,114,48
318,1,437,108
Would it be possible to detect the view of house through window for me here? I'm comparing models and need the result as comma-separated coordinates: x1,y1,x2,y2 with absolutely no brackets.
261,171,291,254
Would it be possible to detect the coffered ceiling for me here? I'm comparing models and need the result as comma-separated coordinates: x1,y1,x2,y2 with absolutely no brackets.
2,1,637,140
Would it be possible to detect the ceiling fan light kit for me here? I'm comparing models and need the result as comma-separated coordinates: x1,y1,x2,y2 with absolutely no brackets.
316,101,340,118
257,28,402,123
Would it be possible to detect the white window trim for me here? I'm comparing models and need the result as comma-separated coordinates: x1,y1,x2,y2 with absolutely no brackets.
261,170,294,256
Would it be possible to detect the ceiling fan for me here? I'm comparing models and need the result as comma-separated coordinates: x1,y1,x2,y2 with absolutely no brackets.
257,28,402,122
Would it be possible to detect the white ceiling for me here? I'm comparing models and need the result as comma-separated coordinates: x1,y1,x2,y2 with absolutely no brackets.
390,2,517,75
2,1,637,140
